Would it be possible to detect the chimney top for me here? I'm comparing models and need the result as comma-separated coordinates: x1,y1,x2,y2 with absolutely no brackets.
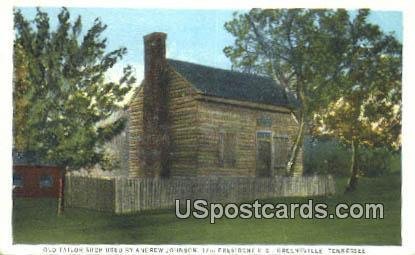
143,32,167,76
144,32,167,42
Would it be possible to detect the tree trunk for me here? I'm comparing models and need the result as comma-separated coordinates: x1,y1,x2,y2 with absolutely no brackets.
286,83,306,176
286,111,305,176
345,139,359,193
57,170,65,215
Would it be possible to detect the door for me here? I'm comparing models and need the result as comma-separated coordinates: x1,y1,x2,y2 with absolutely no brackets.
256,131,272,177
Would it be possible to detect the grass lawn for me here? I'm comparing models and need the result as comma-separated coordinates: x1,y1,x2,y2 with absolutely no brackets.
13,174,401,245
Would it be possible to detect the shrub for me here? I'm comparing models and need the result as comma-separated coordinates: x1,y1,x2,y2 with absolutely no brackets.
304,136,401,177
304,137,350,176
359,147,401,177
101,148,121,171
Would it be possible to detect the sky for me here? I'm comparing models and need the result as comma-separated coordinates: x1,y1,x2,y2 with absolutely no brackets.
17,8,403,84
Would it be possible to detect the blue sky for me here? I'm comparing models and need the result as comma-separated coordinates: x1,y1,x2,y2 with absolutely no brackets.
18,8,403,83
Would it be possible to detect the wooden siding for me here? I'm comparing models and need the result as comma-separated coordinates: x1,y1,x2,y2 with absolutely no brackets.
166,68,200,175
195,100,303,176
128,86,144,177
128,68,200,177
129,67,304,177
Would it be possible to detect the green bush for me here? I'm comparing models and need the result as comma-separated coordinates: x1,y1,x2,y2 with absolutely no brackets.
101,148,121,171
304,137,401,177
304,137,351,176
359,147,401,177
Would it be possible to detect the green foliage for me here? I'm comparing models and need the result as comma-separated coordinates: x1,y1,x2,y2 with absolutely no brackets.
224,9,402,181
359,147,401,177
224,9,349,113
304,137,351,177
223,9,355,174
13,43,31,151
101,148,121,172
311,9,401,191
314,9,402,149
304,137,401,177
13,7,136,169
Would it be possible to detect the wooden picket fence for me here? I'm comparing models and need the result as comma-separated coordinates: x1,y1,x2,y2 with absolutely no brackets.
65,174,335,214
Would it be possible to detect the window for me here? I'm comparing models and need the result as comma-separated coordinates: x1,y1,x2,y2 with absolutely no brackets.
256,131,272,177
13,174,23,188
274,135,290,173
39,175,53,188
218,131,237,167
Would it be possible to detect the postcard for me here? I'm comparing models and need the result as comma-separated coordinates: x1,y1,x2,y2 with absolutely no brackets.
1,1,414,255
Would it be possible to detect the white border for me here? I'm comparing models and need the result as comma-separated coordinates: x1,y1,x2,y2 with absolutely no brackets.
1,1,414,255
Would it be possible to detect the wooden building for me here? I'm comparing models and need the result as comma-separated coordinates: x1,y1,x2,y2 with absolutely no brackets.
128,32,303,178
13,152,64,198
13,165,63,197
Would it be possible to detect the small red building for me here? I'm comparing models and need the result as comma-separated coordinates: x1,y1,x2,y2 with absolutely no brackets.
13,153,64,198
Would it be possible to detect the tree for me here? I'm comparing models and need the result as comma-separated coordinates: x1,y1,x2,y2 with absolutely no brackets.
313,10,402,192
223,9,350,175
13,43,31,152
13,7,136,170
224,9,401,191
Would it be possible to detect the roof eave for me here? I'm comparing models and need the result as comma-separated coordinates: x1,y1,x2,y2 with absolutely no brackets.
195,93,294,114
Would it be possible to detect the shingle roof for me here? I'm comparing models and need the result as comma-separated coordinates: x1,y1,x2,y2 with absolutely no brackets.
167,59,299,109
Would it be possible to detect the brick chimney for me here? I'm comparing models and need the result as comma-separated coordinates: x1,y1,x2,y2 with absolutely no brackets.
140,32,170,177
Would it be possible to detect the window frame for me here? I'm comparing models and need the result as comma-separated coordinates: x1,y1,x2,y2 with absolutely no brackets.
13,173,23,188
273,134,290,172
256,130,273,177
217,130,237,168
39,174,54,188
